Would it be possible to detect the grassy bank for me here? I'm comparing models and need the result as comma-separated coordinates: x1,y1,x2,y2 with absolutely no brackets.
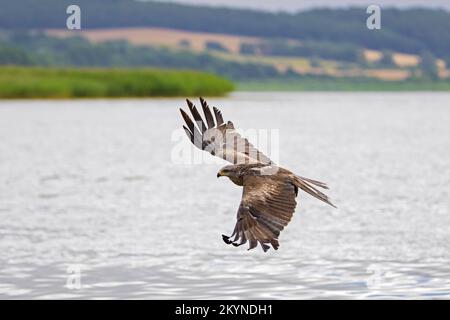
0,67,234,98
238,78,450,91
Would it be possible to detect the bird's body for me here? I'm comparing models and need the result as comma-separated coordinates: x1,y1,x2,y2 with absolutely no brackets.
218,163,294,189
180,98,335,252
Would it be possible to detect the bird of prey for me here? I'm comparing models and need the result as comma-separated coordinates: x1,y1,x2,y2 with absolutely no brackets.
180,98,335,252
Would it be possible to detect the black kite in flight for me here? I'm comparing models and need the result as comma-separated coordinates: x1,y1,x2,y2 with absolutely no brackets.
180,98,335,252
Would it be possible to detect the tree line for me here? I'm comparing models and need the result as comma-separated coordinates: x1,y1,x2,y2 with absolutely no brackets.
1,0,450,63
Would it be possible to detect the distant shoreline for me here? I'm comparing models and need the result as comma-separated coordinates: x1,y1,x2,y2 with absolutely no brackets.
0,67,234,99
238,79,450,92
2,67,449,100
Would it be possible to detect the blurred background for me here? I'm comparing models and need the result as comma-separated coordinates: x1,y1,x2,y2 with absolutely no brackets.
1,0,450,96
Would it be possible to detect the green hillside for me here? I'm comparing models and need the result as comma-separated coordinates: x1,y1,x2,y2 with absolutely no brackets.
1,0,450,62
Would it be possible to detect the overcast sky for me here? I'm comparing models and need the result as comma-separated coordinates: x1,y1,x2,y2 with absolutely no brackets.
156,0,450,12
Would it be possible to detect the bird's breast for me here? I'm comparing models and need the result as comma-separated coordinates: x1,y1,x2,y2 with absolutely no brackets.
229,176,243,186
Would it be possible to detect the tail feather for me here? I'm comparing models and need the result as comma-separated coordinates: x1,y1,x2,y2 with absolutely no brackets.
297,176,329,189
294,176,336,208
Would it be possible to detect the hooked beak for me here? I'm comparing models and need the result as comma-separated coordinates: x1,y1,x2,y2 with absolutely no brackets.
217,171,223,178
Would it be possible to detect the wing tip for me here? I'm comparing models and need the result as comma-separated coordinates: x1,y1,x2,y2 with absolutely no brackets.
179,107,187,117
222,234,232,244
200,97,215,129
260,243,270,252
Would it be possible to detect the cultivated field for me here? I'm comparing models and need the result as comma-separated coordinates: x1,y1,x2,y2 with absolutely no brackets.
47,27,448,82
47,27,261,54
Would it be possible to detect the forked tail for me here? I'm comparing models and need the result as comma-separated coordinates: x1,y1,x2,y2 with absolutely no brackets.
293,175,336,208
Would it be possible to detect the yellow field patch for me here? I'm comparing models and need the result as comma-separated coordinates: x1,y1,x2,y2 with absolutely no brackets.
364,49,383,62
46,27,261,54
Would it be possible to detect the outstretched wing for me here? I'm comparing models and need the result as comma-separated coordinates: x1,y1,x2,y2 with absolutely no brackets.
180,98,272,165
222,174,297,252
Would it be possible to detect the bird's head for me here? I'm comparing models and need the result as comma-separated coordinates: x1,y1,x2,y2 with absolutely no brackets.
217,165,238,178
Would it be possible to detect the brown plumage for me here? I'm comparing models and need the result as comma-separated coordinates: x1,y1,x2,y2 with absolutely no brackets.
180,98,335,252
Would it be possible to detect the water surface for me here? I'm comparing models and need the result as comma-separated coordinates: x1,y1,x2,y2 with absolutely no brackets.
0,92,449,299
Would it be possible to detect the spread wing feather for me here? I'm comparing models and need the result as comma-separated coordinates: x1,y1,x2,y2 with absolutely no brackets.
223,175,297,252
186,99,207,133
200,97,215,129
180,98,272,165
213,107,224,126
